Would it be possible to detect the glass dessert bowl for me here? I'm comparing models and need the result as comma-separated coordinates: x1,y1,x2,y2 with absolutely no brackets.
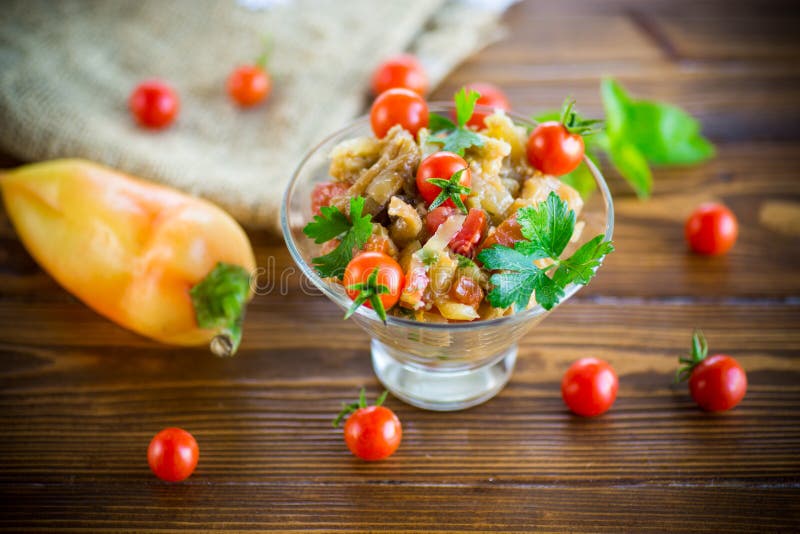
282,104,614,411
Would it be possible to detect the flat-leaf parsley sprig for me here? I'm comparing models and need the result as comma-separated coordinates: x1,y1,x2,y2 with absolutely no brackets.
302,196,372,279
477,192,614,311
427,87,485,156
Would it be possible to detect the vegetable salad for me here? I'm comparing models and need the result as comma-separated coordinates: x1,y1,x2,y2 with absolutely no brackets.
303,88,613,323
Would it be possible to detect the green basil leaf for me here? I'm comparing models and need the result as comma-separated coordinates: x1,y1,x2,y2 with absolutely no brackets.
601,78,630,141
608,140,652,199
624,101,715,165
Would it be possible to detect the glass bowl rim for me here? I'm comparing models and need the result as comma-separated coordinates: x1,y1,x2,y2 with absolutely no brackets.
281,103,615,331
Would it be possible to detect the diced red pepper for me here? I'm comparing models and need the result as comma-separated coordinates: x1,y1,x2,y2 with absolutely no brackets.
425,205,457,236
479,212,524,252
450,208,487,258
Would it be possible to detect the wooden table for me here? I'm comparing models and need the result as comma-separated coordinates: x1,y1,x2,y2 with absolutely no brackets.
2,0,799,531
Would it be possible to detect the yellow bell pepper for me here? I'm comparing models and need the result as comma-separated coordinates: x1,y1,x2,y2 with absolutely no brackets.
0,159,256,356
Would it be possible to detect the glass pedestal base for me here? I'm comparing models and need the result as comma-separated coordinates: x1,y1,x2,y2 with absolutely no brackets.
370,339,517,411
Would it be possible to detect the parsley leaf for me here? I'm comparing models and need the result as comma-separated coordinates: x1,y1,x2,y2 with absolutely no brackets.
479,243,547,310
476,192,613,312
428,113,456,132
303,204,351,244
517,192,575,258
428,87,485,156
553,235,616,286
303,196,372,279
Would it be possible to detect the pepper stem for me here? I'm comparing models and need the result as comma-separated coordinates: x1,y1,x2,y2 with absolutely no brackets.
189,262,251,357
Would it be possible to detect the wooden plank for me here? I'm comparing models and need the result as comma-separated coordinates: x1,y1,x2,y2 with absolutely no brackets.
0,302,796,490
0,0,798,530
0,484,798,532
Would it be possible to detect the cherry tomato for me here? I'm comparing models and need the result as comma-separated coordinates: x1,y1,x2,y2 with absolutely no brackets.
370,88,429,139
227,65,272,107
344,251,404,313
129,80,179,130
463,82,510,129
689,355,747,412
311,181,349,216
147,427,199,482
526,121,584,176
371,54,428,96
416,152,471,208
561,358,618,417
449,208,487,257
685,203,738,255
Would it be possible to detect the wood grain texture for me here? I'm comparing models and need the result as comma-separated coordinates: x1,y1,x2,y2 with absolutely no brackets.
1,0,800,531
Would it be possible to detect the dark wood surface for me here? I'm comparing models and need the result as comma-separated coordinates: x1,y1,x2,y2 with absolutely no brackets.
2,0,800,531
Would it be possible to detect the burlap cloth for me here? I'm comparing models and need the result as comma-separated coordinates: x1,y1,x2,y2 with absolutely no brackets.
0,0,512,232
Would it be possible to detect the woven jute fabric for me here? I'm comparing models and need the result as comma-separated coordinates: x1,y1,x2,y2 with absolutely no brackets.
0,0,507,231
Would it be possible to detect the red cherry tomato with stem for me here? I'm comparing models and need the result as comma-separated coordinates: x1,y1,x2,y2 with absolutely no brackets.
343,251,404,322
371,54,428,96
527,99,598,176
228,65,272,107
463,82,510,129
561,358,619,417
370,88,429,139
527,122,584,176
227,39,273,107
129,80,179,130
147,427,199,482
685,203,738,255
677,330,747,412
334,389,402,461
416,152,471,211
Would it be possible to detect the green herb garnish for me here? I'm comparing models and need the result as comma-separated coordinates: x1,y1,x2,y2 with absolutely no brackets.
456,254,477,269
477,192,614,311
303,196,372,279
428,87,485,156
